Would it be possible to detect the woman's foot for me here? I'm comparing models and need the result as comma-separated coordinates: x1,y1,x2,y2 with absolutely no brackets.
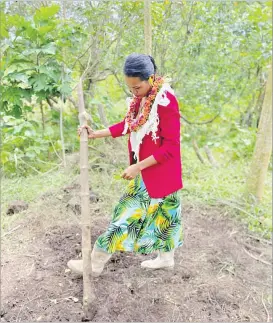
141,249,174,269
91,246,112,275
67,246,112,277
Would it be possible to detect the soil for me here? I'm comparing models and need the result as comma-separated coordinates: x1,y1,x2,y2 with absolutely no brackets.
1,180,272,322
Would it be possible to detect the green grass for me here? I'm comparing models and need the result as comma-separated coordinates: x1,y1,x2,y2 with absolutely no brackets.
182,149,272,238
1,160,79,230
2,166,79,204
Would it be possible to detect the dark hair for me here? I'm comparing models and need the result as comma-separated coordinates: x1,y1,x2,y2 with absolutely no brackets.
123,53,157,80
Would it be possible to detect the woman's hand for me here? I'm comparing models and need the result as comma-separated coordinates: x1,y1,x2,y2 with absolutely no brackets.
77,125,96,139
121,164,141,180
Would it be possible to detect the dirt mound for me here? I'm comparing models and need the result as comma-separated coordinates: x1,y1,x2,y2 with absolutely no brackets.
1,185,272,322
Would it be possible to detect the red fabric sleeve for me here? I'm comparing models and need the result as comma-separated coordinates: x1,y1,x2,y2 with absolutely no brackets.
152,93,181,164
108,119,130,138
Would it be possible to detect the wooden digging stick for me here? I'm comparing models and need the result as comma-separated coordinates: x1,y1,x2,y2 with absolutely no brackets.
77,77,97,321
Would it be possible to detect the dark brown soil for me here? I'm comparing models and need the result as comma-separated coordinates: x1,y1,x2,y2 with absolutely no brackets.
1,183,272,322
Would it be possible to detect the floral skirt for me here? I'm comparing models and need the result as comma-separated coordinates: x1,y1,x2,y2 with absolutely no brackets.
95,175,183,254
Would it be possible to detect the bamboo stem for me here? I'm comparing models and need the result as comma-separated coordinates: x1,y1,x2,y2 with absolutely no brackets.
77,77,96,320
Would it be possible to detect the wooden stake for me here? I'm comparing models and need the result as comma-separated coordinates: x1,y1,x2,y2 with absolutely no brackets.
77,77,97,321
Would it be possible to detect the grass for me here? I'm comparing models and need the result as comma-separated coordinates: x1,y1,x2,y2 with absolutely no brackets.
1,154,80,230
182,149,272,238
1,142,272,238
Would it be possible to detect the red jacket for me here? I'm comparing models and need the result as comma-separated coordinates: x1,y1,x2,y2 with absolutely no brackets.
109,91,183,198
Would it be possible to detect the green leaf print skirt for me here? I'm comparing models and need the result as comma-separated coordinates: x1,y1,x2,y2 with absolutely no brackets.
96,175,183,254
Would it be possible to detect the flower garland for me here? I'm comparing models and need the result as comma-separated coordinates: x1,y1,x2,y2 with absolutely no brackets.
124,76,164,132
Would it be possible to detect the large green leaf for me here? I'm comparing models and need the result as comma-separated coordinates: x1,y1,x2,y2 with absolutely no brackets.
38,65,61,82
29,74,49,91
22,48,41,56
22,25,38,40
7,14,28,28
0,22,9,38
2,87,32,105
1,151,11,164
40,42,56,55
6,72,29,84
34,5,60,23
38,24,56,35
57,82,72,96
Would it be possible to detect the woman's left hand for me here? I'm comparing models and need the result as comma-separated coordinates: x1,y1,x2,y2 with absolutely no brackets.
121,164,141,180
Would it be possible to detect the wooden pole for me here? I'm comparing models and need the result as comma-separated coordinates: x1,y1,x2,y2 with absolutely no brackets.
144,0,152,55
77,77,96,321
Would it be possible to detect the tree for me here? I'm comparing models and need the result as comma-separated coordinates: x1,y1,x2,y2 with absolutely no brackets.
246,66,272,201
0,4,86,170
0,5,75,118
144,0,152,55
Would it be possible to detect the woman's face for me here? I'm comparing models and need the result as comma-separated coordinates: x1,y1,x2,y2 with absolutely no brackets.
125,76,153,98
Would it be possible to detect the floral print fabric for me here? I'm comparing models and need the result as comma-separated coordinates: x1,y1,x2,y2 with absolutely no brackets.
96,175,183,254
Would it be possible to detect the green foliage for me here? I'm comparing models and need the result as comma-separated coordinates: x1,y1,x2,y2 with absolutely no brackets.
1,107,80,177
1,161,80,230
182,148,272,238
0,1,271,238
2,0,270,165
1,114,50,175
0,5,85,118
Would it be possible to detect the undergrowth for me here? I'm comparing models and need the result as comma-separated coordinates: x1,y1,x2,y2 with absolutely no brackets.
1,140,272,239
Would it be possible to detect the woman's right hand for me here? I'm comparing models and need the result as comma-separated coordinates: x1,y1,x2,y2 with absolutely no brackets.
77,125,96,139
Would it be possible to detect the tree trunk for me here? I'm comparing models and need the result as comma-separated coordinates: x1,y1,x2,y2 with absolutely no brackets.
40,102,45,137
97,104,109,127
192,139,205,164
246,66,272,201
255,83,267,128
144,0,152,55
59,98,66,167
60,0,66,167
204,145,219,168
77,78,97,320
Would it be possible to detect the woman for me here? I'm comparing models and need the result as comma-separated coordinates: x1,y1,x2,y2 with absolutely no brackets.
68,53,183,276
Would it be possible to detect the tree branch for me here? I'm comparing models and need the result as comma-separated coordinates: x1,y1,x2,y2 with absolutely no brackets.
67,96,78,109
181,112,220,125
111,69,131,96
71,39,96,71
46,97,60,112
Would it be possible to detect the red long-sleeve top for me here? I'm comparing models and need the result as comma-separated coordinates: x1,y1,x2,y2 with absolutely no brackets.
109,90,183,198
